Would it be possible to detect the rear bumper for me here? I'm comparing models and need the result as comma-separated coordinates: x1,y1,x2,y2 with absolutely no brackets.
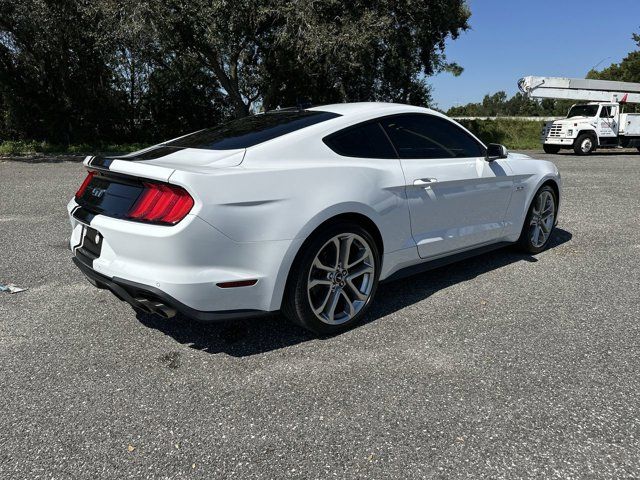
68,198,302,314
73,257,266,321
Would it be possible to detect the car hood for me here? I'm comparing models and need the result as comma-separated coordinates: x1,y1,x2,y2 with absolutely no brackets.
507,152,533,161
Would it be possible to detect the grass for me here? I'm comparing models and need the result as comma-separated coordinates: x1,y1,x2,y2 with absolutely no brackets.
0,140,149,156
456,119,544,150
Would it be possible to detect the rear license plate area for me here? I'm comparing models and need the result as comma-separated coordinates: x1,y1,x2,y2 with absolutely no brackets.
74,226,103,267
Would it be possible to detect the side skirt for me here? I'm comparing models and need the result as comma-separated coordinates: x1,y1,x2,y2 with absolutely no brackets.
381,241,513,284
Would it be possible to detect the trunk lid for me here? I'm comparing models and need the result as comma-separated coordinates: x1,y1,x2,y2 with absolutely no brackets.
113,145,245,173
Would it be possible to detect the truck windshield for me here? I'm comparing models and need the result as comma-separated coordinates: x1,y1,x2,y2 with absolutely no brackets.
566,105,599,118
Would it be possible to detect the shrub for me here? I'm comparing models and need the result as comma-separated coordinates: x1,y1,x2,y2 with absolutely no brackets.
457,119,544,150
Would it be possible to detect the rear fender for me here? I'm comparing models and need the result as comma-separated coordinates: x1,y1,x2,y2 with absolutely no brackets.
267,202,386,311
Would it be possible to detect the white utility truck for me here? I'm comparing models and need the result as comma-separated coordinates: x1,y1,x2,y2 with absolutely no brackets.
519,76,640,155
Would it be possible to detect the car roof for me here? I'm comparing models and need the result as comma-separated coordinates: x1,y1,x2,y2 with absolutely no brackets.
308,102,440,118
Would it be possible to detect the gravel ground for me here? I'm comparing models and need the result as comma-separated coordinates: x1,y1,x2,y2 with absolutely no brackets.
1,150,639,479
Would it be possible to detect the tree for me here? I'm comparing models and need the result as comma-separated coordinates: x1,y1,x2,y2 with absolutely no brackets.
154,0,471,116
0,0,471,143
448,91,581,118
0,0,120,143
587,31,640,84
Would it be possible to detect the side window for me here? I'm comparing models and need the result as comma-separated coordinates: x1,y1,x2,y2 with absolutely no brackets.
323,122,397,159
600,106,612,118
380,114,485,159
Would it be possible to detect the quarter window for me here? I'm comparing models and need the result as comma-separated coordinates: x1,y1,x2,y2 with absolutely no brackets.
323,122,397,158
380,114,485,159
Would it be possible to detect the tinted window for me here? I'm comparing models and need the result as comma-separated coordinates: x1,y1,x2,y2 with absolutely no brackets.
380,114,485,159
324,122,397,158
165,110,340,150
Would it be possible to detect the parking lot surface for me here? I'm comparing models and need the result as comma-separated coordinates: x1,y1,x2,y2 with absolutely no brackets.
1,150,639,479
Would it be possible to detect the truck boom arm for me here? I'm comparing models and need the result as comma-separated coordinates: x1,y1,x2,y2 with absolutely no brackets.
519,76,640,104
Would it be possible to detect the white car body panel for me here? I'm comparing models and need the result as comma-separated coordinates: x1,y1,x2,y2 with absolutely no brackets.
69,103,561,318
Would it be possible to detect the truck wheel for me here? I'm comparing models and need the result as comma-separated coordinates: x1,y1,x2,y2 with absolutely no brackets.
543,145,561,154
573,134,596,155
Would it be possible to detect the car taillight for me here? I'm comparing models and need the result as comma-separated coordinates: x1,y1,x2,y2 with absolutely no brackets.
75,171,96,199
128,182,194,225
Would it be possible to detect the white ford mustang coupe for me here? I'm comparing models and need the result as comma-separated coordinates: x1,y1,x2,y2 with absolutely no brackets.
69,103,561,334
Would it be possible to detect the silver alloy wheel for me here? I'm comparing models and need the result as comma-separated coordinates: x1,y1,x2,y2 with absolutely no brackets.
529,190,556,248
581,137,593,153
307,233,375,325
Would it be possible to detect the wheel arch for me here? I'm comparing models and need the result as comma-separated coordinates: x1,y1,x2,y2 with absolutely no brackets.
531,178,561,224
541,178,560,219
576,129,598,144
268,209,385,311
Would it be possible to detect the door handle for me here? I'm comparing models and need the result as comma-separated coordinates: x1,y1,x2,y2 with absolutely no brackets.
413,178,438,187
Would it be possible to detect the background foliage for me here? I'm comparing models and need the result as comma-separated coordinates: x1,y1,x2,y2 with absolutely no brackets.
1,2,637,153
447,32,640,118
457,119,543,150
0,0,470,146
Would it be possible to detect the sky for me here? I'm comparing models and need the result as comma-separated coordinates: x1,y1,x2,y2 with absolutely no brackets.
429,0,640,111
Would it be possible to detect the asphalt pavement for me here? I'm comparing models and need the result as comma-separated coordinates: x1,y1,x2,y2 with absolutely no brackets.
1,150,639,479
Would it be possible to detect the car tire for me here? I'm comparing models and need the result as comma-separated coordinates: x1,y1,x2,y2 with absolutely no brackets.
573,134,596,155
543,145,561,154
282,222,381,335
517,185,558,254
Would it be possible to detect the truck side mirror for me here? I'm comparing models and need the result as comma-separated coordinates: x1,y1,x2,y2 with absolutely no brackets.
486,143,508,161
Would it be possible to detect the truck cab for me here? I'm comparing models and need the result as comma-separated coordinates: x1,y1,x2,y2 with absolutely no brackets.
542,102,621,155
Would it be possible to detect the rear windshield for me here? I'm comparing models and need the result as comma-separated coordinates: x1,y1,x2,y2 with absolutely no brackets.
165,110,341,150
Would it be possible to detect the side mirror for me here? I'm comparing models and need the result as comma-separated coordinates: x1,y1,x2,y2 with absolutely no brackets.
486,143,508,162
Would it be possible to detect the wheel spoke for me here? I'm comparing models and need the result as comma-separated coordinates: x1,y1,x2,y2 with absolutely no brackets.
312,288,332,315
538,229,547,244
309,278,332,289
345,278,367,301
325,290,341,322
531,225,541,245
347,264,374,281
346,249,367,269
313,258,334,273
532,198,541,214
540,219,551,234
330,237,340,269
339,235,354,267
341,290,355,317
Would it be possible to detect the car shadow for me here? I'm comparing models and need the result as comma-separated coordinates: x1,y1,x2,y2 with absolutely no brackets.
137,228,573,358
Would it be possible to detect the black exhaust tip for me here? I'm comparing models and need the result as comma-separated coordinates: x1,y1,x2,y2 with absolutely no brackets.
135,297,176,319
135,298,156,315
153,302,177,319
